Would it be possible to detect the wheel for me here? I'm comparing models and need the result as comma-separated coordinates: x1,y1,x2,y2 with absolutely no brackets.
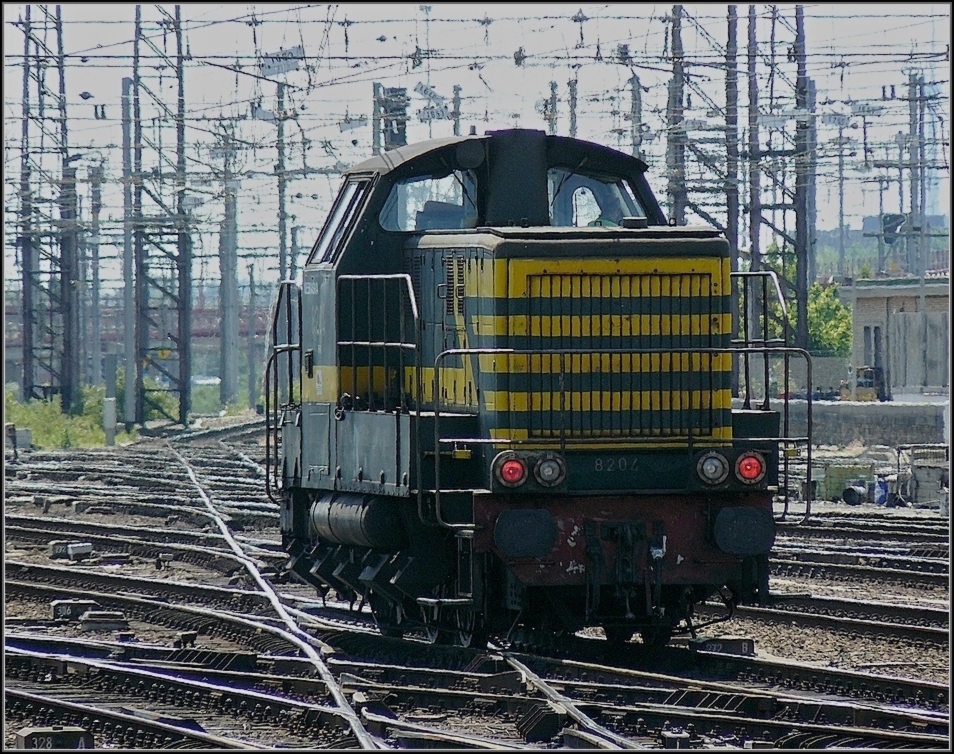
638,623,673,647
368,592,404,639
420,584,454,645
454,608,488,649
603,625,634,645
424,624,453,644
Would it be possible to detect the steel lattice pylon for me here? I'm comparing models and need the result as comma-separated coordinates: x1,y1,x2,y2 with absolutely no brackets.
130,4,192,425
14,4,81,412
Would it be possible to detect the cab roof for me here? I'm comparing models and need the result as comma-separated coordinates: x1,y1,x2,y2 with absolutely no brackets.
345,129,651,178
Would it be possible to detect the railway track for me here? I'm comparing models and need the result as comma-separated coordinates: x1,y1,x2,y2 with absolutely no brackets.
8,544,949,748
777,517,950,547
773,545,948,574
6,649,357,749
771,557,949,589
5,688,257,749
5,441,950,749
4,518,284,570
696,598,948,646
8,621,948,750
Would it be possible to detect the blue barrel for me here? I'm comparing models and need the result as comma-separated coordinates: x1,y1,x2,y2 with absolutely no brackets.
874,478,888,506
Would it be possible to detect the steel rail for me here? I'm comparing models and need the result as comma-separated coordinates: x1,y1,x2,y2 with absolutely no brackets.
168,443,380,750
504,653,648,749
4,688,257,749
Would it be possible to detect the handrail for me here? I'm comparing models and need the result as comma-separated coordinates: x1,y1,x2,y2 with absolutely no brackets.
732,269,789,323
334,273,424,522
732,269,790,415
433,347,514,531
431,344,813,530
336,273,420,322
264,281,302,505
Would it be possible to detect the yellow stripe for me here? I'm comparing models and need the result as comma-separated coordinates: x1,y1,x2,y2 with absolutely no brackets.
477,352,732,374
484,389,733,412
301,365,338,402
528,427,734,439
507,258,725,298
488,427,733,448
412,366,476,406
468,254,506,298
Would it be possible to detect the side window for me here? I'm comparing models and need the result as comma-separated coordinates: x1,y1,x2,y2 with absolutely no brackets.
308,179,370,264
379,170,477,231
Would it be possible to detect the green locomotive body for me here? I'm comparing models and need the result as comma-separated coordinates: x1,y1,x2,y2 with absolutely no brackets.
267,128,810,646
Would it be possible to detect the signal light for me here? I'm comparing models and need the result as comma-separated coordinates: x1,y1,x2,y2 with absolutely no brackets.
881,213,905,245
533,454,567,487
493,452,528,488
696,452,729,484
735,451,766,484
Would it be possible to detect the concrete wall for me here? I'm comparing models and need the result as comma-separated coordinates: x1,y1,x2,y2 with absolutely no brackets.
734,398,949,447
889,310,949,390
738,355,849,397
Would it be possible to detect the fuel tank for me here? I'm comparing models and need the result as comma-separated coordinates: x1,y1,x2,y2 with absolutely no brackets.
309,492,408,550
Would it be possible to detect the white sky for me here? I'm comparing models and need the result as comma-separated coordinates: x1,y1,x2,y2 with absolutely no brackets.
3,3,950,290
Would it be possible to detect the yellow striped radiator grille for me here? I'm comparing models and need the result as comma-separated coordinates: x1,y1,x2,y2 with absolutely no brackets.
508,271,732,440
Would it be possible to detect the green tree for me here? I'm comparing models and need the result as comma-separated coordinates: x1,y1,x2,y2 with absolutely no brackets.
807,282,852,357
753,242,852,356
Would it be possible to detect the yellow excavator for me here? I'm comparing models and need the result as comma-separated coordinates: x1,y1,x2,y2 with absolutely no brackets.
840,366,889,402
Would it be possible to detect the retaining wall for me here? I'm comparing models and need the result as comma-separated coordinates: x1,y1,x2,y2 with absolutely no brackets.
734,399,949,447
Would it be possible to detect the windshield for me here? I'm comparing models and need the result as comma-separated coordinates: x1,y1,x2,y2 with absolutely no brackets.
308,179,371,263
379,170,478,231
548,167,644,227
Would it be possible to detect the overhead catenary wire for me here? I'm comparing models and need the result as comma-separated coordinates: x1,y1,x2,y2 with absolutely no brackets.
4,3,948,298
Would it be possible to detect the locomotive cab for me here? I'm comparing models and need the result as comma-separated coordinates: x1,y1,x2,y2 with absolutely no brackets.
266,128,811,648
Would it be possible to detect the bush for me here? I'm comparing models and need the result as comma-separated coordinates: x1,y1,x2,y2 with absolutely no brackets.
3,366,186,449
4,387,137,449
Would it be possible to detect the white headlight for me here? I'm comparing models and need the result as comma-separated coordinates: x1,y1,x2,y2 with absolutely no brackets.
697,452,729,484
533,454,566,487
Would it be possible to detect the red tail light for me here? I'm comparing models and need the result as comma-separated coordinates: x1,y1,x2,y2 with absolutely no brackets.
735,452,766,484
501,460,526,484
493,452,528,487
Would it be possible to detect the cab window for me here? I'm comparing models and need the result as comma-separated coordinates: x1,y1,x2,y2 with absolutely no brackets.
309,179,371,264
548,168,644,227
379,170,477,231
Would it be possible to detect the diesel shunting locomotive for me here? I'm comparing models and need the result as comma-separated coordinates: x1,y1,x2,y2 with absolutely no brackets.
266,128,811,647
